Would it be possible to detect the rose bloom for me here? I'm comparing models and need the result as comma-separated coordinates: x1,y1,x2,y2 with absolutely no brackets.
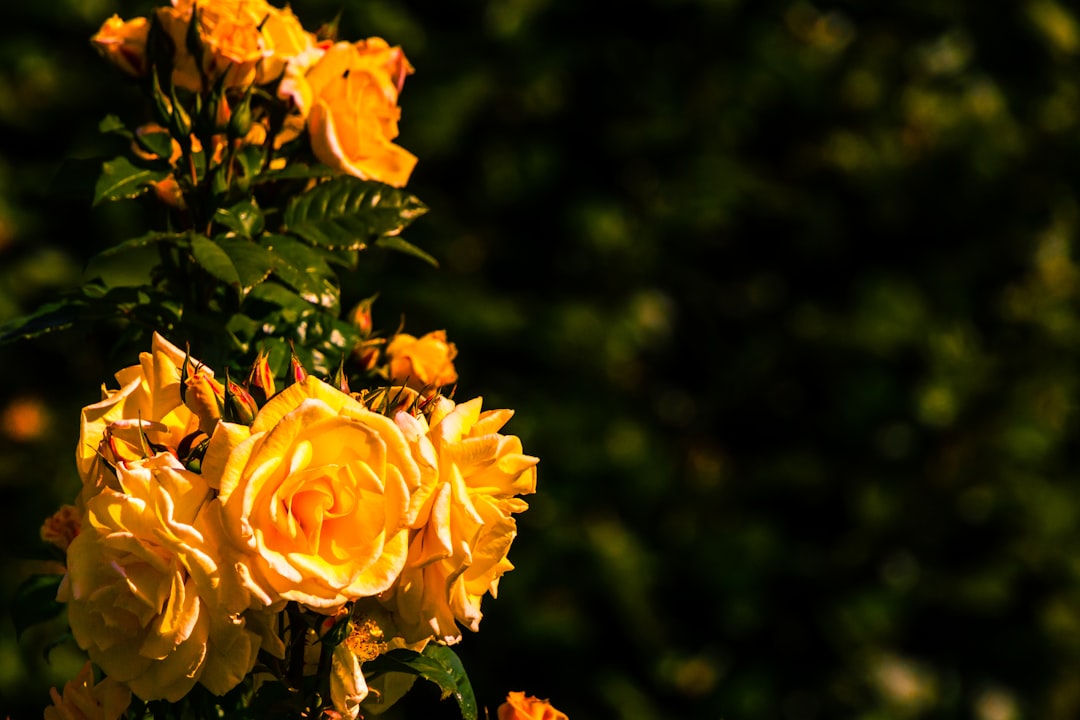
381,396,537,644
498,692,569,720
280,39,417,187
201,375,434,611
157,0,315,92
44,661,131,720
77,333,205,504
385,330,458,392
59,453,262,701
91,15,150,78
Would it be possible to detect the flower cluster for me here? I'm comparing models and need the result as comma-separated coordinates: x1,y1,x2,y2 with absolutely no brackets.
49,333,537,717
93,0,415,187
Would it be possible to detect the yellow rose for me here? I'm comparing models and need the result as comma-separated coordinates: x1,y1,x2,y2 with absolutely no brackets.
201,375,433,611
59,453,262,701
385,330,458,392
498,692,569,720
91,15,149,78
77,333,205,504
44,661,132,720
381,397,537,644
255,3,315,83
158,0,315,92
293,39,417,187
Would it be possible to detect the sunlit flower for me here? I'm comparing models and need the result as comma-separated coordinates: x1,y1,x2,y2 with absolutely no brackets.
201,376,432,611
381,396,537,644
60,454,261,701
385,330,458,392
280,39,416,186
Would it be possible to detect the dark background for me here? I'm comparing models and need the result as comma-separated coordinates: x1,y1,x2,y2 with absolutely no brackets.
5,1,1080,718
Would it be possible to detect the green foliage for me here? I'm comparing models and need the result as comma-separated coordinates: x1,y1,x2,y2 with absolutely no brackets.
366,646,478,720
93,156,170,205
283,176,429,254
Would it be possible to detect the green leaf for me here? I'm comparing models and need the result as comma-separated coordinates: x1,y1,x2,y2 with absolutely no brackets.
0,298,84,344
190,234,241,290
133,127,174,160
94,155,171,205
375,235,439,267
213,201,265,239
234,144,266,185
225,313,260,352
216,237,274,291
259,234,340,310
248,282,313,311
365,646,478,720
11,574,64,638
94,231,187,258
282,177,428,251
98,114,131,137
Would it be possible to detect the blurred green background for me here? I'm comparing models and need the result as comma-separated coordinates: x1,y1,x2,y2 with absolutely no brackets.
6,0,1080,718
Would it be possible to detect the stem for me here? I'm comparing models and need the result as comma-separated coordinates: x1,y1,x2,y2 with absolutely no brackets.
285,602,308,692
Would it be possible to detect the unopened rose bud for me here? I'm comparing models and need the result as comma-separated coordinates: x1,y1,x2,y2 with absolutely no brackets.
184,369,224,433
287,350,308,387
168,84,192,139
347,296,377,337
150,176,186,209
334,361,351,394
150,71,176,129
247,349,276,404
201,72,232,132
225,375,259,425
228,90,253,140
